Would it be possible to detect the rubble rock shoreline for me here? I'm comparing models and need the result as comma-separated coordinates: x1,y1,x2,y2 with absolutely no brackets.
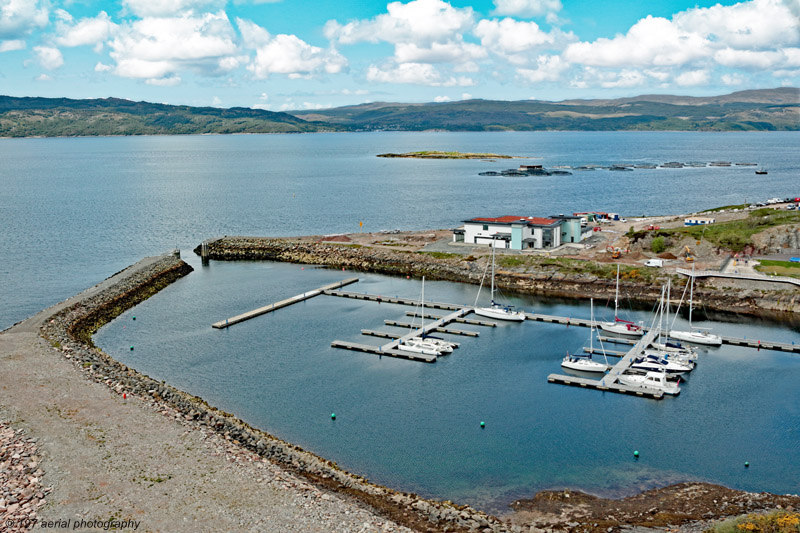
38,253,512,533
194,237,800,317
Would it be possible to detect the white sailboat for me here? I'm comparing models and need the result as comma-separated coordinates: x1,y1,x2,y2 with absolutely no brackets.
400,277,452,356
561,299,608,373
647,281,697,366
599,264,644,336
669,263,722,346
474,243,526,321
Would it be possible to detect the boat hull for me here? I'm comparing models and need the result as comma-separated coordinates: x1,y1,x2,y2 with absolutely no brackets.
618,373,680,395
561,359,607,373
474,307,525,321
599,322,644,336
669,330,722,346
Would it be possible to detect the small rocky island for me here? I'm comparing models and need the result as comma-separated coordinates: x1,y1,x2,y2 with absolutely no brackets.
377,150,515,159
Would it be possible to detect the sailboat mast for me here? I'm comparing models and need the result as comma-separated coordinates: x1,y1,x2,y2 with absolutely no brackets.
490,241,496,304
590,298,594,352
421,276,425,333
614,264,620,319
688,263,694,327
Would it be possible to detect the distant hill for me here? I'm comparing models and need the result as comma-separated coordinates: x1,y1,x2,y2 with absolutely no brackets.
1,88,797,137
0,96,333,137
292,88,799,132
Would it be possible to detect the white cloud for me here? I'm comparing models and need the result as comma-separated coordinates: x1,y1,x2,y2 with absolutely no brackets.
55,10,116,48
721,73,744,85
516,54,568,82
474,18,572,65
34,46,63,70
246,32,347,79
0,0,48,41
366,62,473,86
94,61,112,72
211,96,222,106
0,38,24,52
461,92,472,99
564,16,709,68
434,95,451,102
713,48,783,69
394,40,486,64
492,0,562,18
122,0,225,18
109,11,239,81
675,69,709,86
35,73,51,81
563,0,800,78
145,75,181,85
325,0,474,46
236,17,271,48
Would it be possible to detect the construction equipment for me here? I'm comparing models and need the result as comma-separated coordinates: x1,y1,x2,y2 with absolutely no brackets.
684,245,694,262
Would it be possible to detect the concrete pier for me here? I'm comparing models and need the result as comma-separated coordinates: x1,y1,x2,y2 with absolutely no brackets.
212,278,359,328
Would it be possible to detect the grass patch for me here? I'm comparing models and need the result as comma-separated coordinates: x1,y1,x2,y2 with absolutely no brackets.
377,150,513,159
755,259,800,278
655,209,800,252
700,203,749,213
417,251,460,259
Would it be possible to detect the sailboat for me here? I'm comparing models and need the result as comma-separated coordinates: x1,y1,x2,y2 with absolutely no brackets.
669,263,722,346
646,280,697,366
400,277,453,356
561,299,608,373
474,243,526,321
599,264,644,336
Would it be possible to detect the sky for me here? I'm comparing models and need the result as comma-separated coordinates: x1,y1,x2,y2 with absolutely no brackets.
0,0,798,111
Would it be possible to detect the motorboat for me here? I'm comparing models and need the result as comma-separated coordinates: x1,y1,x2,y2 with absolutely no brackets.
618,371,680,395
474,243,526,321
600,264,644,336
561,352,608,373
643,348,695,369
631,353,692,375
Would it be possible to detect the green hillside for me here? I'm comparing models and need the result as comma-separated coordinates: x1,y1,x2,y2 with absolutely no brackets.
0,96,334,137
292,88,799,132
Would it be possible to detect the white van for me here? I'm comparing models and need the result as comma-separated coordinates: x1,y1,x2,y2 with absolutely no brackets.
644,259,663,267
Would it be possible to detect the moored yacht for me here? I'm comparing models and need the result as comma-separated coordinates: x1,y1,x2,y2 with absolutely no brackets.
618,371,681,395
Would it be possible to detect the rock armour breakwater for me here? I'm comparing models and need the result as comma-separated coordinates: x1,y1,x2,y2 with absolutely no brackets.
39,253,517,533
194,237,800,317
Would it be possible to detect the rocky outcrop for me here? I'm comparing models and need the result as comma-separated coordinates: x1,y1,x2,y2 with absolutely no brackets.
194,237,800,317
39,253,520,533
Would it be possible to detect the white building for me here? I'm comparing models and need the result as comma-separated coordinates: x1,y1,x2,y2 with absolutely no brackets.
453,215,581,250
684,216,716,226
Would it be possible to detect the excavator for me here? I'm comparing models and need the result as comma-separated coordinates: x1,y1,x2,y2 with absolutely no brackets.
684,245,694,263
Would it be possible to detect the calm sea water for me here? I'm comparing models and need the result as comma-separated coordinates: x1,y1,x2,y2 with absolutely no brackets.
1,131,798,329
2,131,799,511
94,256,800,512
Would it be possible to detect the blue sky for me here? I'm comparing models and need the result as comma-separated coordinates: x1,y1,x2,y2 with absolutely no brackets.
1,0,798,111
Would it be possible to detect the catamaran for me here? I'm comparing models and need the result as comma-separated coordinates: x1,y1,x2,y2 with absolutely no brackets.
669,263,722,346
561,299,609,373
599,264,644,336
474,243,526,321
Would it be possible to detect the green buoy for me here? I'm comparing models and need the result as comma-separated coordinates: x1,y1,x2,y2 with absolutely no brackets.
480,421,485,428
745,461,749,468
634,450,639,458
130,346,134,351
132,316,136,320
331,413,336,420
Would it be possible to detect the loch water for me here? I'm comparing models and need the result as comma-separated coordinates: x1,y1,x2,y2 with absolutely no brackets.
2,131,799,511
94,254,800,513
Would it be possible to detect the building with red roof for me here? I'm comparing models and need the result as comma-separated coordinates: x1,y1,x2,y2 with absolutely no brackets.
453,214,583,250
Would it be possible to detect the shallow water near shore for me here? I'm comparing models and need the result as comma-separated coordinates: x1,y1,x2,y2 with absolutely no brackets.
2,131,799,330
95,253,800,513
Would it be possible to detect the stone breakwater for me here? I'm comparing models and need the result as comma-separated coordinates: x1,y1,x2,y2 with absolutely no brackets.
194,237,800,316
39,253,518,533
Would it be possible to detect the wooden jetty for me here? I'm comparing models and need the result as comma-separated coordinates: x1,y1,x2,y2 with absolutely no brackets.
322,290,464,311
405,312,496,327
549,329,665,399
330,341,436,363
380,309,474,352
212,278,359,328
583,347,627,357
383,320,479,337
361,329,460,347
